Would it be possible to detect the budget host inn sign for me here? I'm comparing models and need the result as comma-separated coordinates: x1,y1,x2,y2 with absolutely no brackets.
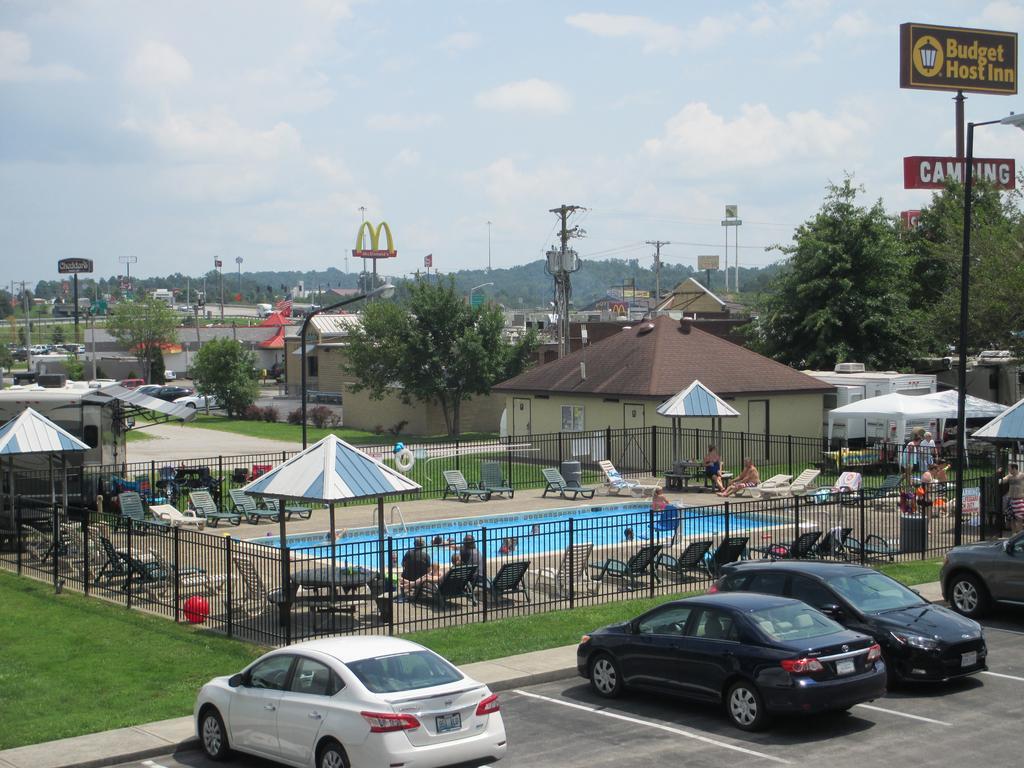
900,23,1017,94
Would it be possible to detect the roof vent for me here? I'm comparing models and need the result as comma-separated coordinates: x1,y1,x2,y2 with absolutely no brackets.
580,361,586,381
37,373,67,388
678,318,691,334
637,322,656,336
834,362,865,374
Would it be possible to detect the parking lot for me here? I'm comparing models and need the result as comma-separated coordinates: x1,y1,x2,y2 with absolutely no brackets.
112,612,1024,768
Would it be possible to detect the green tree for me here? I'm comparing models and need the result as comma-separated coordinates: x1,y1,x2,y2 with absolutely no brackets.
906,177,1024,356
106,297,178,384
51,323,65,344
190,338,259,417
345,278,538,436
64,353,84,381
751,178,916,369
0,344,12,388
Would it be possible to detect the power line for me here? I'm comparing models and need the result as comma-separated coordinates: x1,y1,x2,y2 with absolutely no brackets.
645,240,670,303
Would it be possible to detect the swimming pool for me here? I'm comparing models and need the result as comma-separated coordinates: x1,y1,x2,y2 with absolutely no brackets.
248,501,789,570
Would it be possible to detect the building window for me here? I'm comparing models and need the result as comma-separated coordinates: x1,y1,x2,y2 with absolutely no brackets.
561,405,584,432
307,356,318,376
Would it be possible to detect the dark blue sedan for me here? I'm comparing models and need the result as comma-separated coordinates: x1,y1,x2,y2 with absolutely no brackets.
577,592,886,730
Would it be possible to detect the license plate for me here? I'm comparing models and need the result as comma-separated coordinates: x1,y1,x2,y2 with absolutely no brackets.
836,659,856,675
436,712,462,734
961,651,977,668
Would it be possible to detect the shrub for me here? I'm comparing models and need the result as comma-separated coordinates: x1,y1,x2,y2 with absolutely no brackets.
242,404,263,421
261,406,279,422
309,405,332,429
287,408,303,425
388,420,409,437
329,413,342,428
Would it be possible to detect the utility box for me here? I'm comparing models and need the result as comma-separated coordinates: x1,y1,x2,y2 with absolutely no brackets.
560,460,581,486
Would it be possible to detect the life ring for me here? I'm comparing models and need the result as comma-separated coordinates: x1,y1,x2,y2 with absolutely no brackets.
395,448,415,472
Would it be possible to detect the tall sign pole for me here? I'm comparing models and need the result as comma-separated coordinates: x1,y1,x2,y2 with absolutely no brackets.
721,206,742,292
58,259,93,344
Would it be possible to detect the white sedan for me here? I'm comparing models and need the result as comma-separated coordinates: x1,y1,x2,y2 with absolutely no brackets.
173,393,219,410
194,636,507,768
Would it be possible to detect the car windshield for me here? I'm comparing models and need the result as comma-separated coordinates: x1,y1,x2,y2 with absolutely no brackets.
346,650,463,694
825,572,925,613
748,603,844,642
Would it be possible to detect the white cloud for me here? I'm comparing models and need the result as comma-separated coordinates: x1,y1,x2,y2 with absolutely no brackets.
439,32,479,52
121,108,302,161
125,41,192,87
0,30,84,81
476,79,570,114
365,112,441,131
643,101,869,176
566,13,682,53
302,0,361,22
388,148,420,170
464,157,579,205
831,11,873,38
311,154,352,183
975,1,1024,30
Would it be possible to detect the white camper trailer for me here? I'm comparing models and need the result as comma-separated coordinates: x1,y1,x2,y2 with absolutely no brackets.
804,363,937,443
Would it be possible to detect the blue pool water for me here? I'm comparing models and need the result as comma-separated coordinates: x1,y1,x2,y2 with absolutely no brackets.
247,501,785,570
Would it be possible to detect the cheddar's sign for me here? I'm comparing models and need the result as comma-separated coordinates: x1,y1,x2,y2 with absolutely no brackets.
900,23,1017,94
352,221,397,259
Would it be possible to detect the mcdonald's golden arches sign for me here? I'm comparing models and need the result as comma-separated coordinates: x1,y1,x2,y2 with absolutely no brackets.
353,221,397,259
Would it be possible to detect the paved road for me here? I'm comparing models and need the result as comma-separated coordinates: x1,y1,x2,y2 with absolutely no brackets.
110,612,1024,768
126,422,299,462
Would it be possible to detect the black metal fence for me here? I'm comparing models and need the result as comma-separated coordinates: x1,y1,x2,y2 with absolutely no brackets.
5,426,1000,513
0,478,1002,647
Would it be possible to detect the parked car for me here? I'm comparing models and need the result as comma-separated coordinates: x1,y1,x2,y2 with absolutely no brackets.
120,378,146,389
164,369,177,380
135,384,161,397
173,394,219,410
714,561,987,683
194,636,506,768
577,593,885,731
941,531,1024,618
150,385,193,402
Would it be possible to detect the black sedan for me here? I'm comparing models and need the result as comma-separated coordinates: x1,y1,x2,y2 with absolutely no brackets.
715,561,987,683
941,531,1024,618
149,385,193,402
577,592,885,731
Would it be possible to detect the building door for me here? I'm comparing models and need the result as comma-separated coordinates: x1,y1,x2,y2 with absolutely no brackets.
624,402,646,430
622,403,648,471
512,397,532,436
747,399,770,462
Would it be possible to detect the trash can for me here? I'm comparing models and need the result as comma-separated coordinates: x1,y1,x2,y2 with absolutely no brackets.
899,515,927,554
560,460,582,486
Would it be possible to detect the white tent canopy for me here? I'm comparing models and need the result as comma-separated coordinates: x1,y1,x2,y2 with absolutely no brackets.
827,390,1008,442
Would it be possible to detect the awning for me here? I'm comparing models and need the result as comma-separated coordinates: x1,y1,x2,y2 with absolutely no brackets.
259,327,286,349
84,385,197,422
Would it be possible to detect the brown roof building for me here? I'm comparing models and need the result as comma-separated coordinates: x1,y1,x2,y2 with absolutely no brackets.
494,316,830,441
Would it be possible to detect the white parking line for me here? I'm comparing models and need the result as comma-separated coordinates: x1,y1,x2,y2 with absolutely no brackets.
513,689,790,764
141,761,168,768
854,704,951,725
982,670,1024,683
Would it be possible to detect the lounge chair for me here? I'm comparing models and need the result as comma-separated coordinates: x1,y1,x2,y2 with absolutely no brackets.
485,560,531,603
230,557,286,619
256,495,313,520
479,461,514,499
145,549,225,596
598,460,657,497
811,527,853,559
706,535,750,576
655,540,713,580
637,505,683,543
189,490,242,527
229,488,280,524
592,544,663,590
149,504,206,530
541,468,596,500
116,491,165,531
413,563,479,609
751,530,822,560
843,532,900,562
534,542,598,597
442,470,491,502
861,474,902,501
93,535,132,585
737,474,792,499
758,469,821,498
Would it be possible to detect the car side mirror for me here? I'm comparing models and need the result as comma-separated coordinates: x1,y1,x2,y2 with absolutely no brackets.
228,673,246,688
820,603,843,619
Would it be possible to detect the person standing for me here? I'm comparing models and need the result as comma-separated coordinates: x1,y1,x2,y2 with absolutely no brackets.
651,487,668,512
999,464,1024,534
919,431,937,466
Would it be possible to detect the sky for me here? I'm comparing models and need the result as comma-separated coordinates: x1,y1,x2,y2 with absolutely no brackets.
2,0,1024,286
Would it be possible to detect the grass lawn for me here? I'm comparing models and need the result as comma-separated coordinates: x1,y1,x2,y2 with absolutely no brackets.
0,556,946,749
125,430,157,442
0,571,262,750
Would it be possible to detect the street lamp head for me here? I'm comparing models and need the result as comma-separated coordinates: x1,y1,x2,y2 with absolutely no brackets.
1000,112,1024,129
367,283,396,301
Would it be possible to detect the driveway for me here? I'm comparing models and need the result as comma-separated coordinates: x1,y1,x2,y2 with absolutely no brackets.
127,422,299,462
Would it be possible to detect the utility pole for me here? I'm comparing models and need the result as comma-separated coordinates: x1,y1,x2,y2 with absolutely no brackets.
16,281,31,370
546,204,585,358
645,240,670,307
487,220,492,272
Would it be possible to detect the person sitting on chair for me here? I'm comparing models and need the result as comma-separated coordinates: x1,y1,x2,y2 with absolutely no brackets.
703,445,725,492
399,538,432,594
718,457,760,497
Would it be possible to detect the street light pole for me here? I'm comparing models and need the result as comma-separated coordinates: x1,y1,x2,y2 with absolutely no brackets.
469,282,494,307
486,220,492,272
235,256,244,297
954,112,1024,547
300,283,396,447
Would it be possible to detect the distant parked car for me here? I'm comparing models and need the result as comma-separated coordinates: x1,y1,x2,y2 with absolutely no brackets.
577,592,885,731
164,369,177,380
120,378,146,389
941,531,1024,618
135,384,161,397
174,394,219,410
194,636,506,767
714,561,987,683
151,385,193,402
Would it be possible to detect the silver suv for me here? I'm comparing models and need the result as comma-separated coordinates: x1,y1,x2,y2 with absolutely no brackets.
940,532,1024,618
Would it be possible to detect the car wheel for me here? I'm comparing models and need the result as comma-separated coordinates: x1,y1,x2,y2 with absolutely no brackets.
186,402,197,409
589,653,624,698
199,707,230,761
317,739,350,768
726,680,769,731
949,573,989,619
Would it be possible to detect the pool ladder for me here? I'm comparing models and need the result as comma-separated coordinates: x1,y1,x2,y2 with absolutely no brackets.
380,504,409,537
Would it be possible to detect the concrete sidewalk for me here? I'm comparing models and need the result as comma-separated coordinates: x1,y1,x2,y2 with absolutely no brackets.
0,581,945,768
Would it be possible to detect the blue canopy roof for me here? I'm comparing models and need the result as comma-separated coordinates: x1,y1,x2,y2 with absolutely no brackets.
656,379,740,419
241,434,421,502
0,407,90,456
973,397,1024,441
